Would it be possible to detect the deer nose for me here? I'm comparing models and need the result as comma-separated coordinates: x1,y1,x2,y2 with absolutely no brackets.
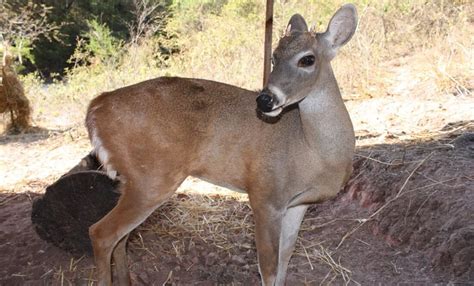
256,90,275,112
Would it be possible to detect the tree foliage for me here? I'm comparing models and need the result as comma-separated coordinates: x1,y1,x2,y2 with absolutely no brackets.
0,0,170,78
0,1,61,65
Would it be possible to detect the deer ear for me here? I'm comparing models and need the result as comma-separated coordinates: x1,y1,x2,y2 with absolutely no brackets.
322,4,358,58
287,14,308,34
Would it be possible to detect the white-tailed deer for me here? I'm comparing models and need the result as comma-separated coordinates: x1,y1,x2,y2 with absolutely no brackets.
86,4,357,285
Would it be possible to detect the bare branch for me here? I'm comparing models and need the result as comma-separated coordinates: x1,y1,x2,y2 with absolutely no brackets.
0,1,61,49
128,0,167,45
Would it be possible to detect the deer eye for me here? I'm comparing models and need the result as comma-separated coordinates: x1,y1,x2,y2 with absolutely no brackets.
298,55,315,67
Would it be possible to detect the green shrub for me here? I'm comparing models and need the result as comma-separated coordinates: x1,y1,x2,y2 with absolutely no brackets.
79,19,124,66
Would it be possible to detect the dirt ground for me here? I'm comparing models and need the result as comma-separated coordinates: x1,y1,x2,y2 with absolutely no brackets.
1,55,473,285
1,121,473,285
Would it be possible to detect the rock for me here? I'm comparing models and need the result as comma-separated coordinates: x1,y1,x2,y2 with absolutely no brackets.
231,255,246,266
205,252,218,266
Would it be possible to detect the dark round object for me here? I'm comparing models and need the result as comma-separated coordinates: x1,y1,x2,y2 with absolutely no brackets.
256,91,274,112
31,171,120,256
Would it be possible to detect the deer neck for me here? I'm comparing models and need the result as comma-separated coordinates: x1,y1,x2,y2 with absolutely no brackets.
297,63,355,161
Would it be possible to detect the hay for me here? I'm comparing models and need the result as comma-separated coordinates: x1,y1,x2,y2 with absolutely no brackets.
1,54,32,133
0,81,6,113
135,188,253,253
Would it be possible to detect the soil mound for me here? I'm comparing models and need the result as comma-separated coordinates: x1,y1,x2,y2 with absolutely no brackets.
344,125,474,280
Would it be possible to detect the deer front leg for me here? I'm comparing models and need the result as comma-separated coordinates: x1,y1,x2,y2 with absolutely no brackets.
251,203,284,286
276,205,308,285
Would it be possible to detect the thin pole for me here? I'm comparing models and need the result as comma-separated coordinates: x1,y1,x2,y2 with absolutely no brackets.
263,0,274,87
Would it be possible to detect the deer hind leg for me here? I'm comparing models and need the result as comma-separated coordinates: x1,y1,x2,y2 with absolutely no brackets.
90,178,182,286
112,234,130,286
275,205,308,285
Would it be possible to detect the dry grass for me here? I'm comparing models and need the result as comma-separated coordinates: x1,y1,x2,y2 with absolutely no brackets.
167,0,473,98
126,183,361,284
336,0,472,99
127,177,365,284
1,0,468,136
1,56,32,133
133,181,254,254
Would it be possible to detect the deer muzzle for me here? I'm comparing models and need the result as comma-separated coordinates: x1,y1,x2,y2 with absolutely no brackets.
256,89,278,113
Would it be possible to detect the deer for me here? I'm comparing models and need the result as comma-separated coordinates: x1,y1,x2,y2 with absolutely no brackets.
85,4,357,285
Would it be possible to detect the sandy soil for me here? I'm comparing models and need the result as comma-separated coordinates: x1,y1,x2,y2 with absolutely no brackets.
0,56,473,284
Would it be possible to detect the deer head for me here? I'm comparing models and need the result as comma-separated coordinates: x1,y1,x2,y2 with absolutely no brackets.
256,4,358,117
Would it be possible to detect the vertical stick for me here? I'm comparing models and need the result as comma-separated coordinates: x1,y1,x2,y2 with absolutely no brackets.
263,0,274,87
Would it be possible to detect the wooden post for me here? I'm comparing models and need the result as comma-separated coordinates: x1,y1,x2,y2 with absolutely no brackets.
263,0,274,87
